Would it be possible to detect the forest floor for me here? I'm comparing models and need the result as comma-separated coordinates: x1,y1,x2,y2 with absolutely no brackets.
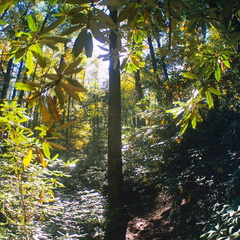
126,192,174,240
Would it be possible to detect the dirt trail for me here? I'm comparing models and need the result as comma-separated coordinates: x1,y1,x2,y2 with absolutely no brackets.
126,192,174,240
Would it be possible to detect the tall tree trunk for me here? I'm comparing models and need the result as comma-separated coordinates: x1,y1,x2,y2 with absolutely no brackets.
105,9,129,240
147,35,161,86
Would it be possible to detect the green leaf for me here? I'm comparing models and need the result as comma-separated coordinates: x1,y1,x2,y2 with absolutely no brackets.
26,50,34,75
214,65,221,81
85,32,93,58
206,90,214,108
40,16,65,35
27,15,37,32
208,87,222,96
15,82,36,91
0,2,10,14
223,60,230,68
43,142,51,159
31,50,47,68
180,122,188,135
182,72,198,79
191,115,197,129
73,28,87,57
0,19,7,25
134,29,144,44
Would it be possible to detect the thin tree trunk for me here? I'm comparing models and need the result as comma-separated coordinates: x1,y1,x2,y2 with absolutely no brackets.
147,35,161,86
134,70,145,127
105,9,129,240
1,58,13,101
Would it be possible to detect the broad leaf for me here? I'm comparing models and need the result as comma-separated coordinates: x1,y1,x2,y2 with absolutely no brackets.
36,147,47,168
66,78,87,92
215,65,221,81
27,15,37,32
47,96,61,123
48,141,67,150
23,148,33,167
208,87,222,96
206,91,214,108
26,50,34,75
40,16,65,35
43,36,70,43
182,72,198,79
42,142,51,159
55,85,65,108
85,32,93,57
61,83,80,101
53,121,75,131
73,28,87,57
15,82,36,91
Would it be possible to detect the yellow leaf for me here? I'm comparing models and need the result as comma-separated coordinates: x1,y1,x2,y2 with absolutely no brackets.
23,148,32,167
36,147,47,168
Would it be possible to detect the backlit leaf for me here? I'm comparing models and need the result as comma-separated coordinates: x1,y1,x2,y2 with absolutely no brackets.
206,91,214,108
36,147,47,168
191,116,197,129
40,98,51,125
208,87,222,96
55,85,65,108
182,72,198,79
27,15,37,32
26,50,34,75
0,2,10,14
15,82,36,91
23,148,33,167
43,142,51,159
214,65,221,81
46,96,61,123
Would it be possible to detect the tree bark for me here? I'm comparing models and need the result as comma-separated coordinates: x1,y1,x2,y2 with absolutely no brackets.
105,9,129,240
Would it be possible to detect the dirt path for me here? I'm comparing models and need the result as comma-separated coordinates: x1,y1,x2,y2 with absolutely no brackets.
126,192,174,240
